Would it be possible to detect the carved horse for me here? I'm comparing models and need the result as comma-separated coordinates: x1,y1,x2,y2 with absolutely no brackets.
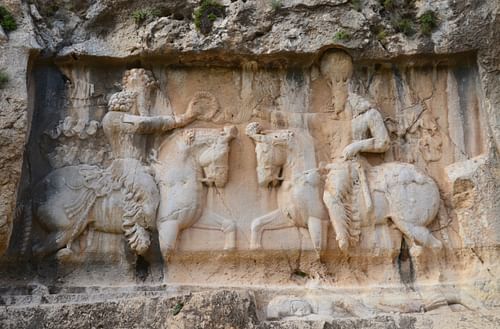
30,161,160,258
245,122,329,251
323,160,443,253
152,126,238,260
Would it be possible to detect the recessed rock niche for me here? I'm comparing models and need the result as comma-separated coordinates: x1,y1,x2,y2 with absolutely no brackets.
3,50,497,321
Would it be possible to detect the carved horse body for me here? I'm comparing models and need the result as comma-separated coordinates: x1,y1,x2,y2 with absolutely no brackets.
245,123,329,251
153,126,238,260
337,161,443,252
31,160,160,258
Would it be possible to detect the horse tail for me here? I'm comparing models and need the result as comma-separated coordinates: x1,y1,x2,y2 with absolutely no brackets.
20,202,32,256
121,187,151,255
434,198,451,246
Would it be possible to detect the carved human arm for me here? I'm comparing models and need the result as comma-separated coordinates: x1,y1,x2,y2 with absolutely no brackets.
121,113,196,134
342,109,390,159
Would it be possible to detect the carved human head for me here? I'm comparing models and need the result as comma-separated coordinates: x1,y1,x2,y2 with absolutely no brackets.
320,50,353,115
347,92,374,117
122,68,156,91
121,68,157,116
246,122,293,187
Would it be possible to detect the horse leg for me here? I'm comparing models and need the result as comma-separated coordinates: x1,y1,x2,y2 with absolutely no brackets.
157,219,179,261
307,216,323,252
391,217,442,256
33,227,80,259
192,210,236,250
250,209,292,250
33,205,84,258
408,225,443,250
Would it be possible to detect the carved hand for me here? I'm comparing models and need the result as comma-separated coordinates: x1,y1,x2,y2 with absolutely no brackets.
341,143,360,160
185,101,200,121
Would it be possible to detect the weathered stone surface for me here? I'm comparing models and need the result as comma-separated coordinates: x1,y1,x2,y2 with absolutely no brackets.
1,289,499,329
0,0,499,328
0,0,41,256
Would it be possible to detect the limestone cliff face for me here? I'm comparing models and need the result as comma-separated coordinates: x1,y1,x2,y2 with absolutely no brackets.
0,1,499,328
1,0,498,257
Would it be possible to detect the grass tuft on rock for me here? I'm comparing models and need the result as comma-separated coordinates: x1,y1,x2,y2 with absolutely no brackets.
271,0,283,11
350,0,362,11
194,0,225,35
334,30,351,41
172,302,184,316
377,29,387,41
394,17,414,36
132,8,161,25
419,10,438,35
0,70,9,89
0,6,17,32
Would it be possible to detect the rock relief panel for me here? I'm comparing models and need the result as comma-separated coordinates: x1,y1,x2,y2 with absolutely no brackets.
10,51,490,289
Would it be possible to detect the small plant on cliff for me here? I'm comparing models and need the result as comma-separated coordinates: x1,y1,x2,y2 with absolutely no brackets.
132,8,161,25
381,0,394,11
271,0,283,11
0,6,17,32
132,9,148,24
419,10,438,35
394,17,414,36
377,29,387,41
172,302,184,316
0,70,9,89
193,0,225,34
350,0,362,11
334,30,351,41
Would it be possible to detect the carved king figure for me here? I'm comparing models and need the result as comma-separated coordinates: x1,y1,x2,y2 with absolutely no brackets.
31,68,207,258
321,51,443,254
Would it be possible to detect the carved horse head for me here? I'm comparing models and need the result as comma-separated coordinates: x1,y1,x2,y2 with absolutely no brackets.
245,122,294,187
183,126,238,188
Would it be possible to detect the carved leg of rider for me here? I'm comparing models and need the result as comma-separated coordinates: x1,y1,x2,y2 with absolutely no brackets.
323,164,352,252
157,219,179,261
323,192,350,251
307,217,323,253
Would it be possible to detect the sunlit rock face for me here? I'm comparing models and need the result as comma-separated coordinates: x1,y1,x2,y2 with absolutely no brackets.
0,0,499,328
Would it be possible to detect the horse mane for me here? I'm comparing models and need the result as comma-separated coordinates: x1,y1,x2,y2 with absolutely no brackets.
286,128,318,174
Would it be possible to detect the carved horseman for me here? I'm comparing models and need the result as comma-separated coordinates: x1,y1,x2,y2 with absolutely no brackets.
32,68,215,258
320,51,390,251
92,68,204,253
320,51,443,255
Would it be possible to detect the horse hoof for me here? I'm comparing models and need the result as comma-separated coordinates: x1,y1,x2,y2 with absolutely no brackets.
410,245,423,257
250,243,262,250
432,239,443,250
338,238,349,252
56,248,73,261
